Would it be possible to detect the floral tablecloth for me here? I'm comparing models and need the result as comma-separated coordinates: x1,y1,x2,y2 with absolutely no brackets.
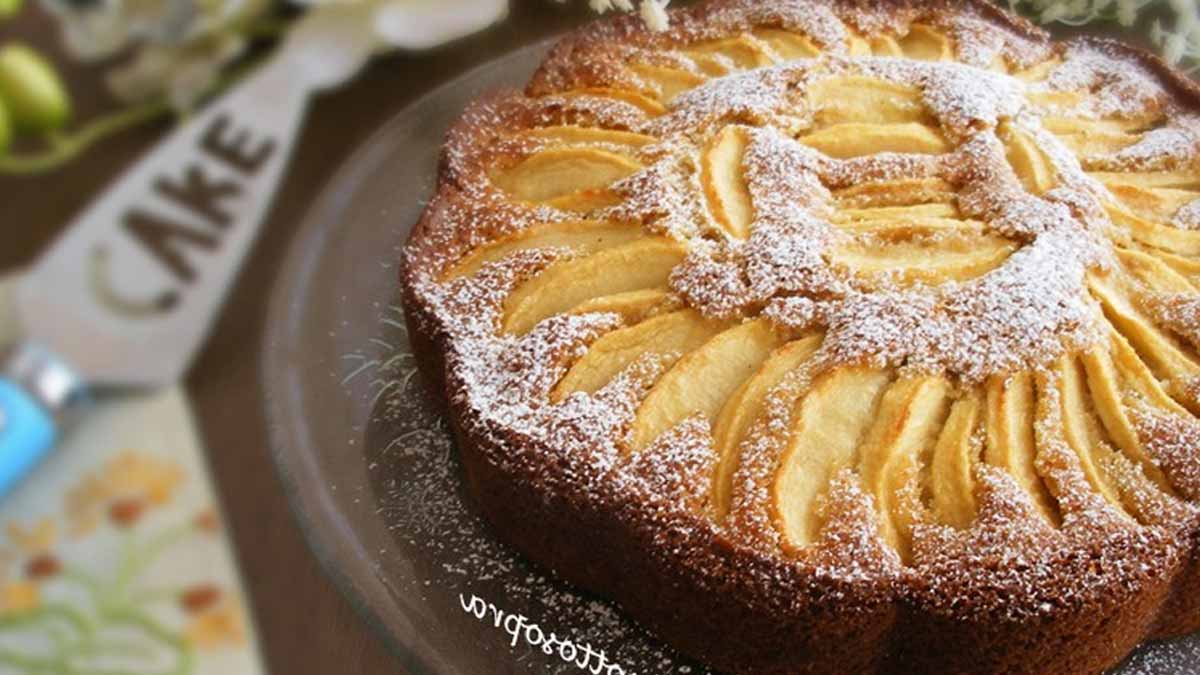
0,276,263,675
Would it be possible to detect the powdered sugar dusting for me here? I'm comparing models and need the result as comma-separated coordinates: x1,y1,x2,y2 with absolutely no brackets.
1132,405,1200,502
398,0,1200,671
1041,43,1169,119
1173,198,1200,230
1141,291,1200,351
1089,125,1200,172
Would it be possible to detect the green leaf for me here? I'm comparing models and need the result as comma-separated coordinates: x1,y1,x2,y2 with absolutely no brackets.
0,43,71,134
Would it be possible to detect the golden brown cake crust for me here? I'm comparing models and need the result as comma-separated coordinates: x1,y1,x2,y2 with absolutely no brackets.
401,2,1200,672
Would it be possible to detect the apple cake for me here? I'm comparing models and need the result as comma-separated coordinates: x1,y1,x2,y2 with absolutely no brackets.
401,1,1200,672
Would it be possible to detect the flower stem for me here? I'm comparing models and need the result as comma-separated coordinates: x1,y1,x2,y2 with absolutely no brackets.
242,16,291,39
0,99,171,175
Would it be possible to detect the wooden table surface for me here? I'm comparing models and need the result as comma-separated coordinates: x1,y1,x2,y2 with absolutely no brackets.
0,4,597,672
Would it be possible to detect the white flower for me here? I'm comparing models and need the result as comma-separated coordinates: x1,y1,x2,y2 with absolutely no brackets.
106,32,246,109
1116,0,1140,27
40,2,132,61
638,0,669,32
590,0,634,13
40,0,511,111
39,0,264,59
1164,29,1189,64
1151,17,1169,44
579,0,667,30
1148,3,1200,68
1013,0,1200,70
38,0,268,109
370,0,509,51
1170,0,1200,30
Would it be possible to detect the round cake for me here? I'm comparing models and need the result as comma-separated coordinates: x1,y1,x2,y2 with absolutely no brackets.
401,1,1200,672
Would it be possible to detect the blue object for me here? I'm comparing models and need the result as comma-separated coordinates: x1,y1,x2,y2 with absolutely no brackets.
0,378,57,497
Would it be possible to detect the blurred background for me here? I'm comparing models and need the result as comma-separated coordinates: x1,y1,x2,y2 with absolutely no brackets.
0,2,604,673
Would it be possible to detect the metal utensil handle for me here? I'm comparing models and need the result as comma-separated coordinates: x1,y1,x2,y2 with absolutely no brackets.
0,343,83,496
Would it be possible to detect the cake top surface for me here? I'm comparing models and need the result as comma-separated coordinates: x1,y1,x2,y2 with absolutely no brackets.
404,0,1200,619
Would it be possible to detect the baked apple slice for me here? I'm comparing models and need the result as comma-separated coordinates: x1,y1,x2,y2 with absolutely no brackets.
897,24,953,61
800,122,950,158
502,237,686,335
1089,273,1200,409
1093,170,1200,190
629,319,786,452
983,371,1059,523
835,203,960,221
682,36,773,76
833,177,958,209
701,125,755,239
808,76,927,126
1106,326,1190,415
491,147,642,204
518,125,657,151
1001,123,1057,194
1115,247,1197,293
551,309,729,401
1039,110,1159,133
1012,56,1060,83
498,127,652,211
561,87,667,116
930,390,983,529
1024,89,1088,111
629,63,706,103
751,28,820,61
1045,355,1128,512
868,34,904,57
444,220,643,280
1105,183,1200,223
857,376,952,559
1101,327,1200,504
1142,246,1200,286
1042,117,1140,156
1106,203,1200,256
566,288,674,325
1080,341,1176,493
831,232,1015,284
847,35,873,57
836,216,984,235
773,367,891,550
710,335,822,519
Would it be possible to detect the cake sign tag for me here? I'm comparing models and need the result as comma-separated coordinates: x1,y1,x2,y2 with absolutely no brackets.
0,5,385,500
93,113,277,319
13,5,379,389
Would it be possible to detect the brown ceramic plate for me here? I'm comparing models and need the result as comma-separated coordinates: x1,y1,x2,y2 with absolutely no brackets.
261,37,1200,675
